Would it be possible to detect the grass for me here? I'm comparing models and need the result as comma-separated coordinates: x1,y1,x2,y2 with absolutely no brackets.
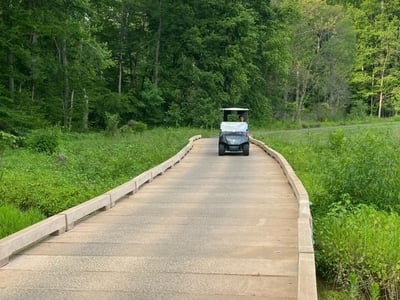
253,121,400,299
0,127,213,238
0,205,44,237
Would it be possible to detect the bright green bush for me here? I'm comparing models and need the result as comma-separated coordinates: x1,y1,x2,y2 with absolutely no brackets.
315,205,400,299
0,131,24,148
131,121,147,132
27,130,59,154
0,205,44,238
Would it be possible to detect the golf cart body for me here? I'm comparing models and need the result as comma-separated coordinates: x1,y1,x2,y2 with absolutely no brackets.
218,108,249,156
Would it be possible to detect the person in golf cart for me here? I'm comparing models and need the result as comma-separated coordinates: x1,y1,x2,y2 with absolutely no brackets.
238,114,249,133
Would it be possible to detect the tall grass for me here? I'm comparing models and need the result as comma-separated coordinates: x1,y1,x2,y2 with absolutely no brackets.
254,123,400,299
316,205,400,299
0,205,44,237
0,127,210,237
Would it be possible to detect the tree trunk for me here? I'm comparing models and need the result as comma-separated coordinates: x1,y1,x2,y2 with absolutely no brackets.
68,89,74,130
31,84,35,102
294,68,301,121
294,66,310,122
377,0,387,118
129,55,136,89
154,0,162,87
29,3,39,102
83,88,89,130
118,52,123,95
118,5,128,95
55,37,70,127
62,39,70,127
378,49,389,118
298,81,308,121
7,52,15,99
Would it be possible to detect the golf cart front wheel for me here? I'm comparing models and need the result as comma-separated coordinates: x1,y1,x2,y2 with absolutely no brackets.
218,143,225,156
243,143,249,156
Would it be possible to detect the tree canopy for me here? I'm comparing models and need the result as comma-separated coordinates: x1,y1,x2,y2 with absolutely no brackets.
0,0,399,131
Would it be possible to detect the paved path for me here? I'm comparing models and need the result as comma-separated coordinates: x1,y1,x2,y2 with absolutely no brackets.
0,138,299,299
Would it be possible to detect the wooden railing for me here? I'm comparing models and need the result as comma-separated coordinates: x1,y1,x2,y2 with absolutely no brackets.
250,137,318,300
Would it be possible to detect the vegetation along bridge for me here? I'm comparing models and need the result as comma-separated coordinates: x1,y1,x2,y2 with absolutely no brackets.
0,137,316,299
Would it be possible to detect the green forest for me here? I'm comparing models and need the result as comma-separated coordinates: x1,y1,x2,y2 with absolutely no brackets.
2,0,400,298
1,0,400,133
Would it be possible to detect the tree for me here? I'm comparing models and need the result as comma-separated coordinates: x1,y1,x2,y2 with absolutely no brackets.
0,0,112,131
1,0,375,130
349,0,400,117
244,1,297,123
157,0,279,126
93,0,166,126
285,0,356,121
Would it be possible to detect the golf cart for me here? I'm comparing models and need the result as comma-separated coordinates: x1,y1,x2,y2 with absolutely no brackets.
218,107,250,156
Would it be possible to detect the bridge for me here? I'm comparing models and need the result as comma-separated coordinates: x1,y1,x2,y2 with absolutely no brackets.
0,137,317,299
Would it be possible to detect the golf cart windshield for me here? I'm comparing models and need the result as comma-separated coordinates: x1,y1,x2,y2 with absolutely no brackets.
220,121,248,132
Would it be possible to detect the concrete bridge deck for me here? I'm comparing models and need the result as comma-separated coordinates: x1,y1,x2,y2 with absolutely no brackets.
0,138,314,299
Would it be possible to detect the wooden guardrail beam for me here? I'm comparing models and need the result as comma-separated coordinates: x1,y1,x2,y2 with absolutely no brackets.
0,215,66,267
250,137,318,300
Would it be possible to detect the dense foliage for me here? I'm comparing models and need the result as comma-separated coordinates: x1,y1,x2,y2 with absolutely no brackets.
1,0,399,132
256,122,400,299
0,127,209,232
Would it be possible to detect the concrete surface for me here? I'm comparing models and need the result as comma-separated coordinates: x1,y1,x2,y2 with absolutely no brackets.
0,138,299,299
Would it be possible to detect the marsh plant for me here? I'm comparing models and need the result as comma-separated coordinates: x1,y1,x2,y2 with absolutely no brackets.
315,205,400,299
256,124,400,299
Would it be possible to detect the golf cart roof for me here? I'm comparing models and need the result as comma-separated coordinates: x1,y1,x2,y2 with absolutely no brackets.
221,107,249,121
220,107,249,112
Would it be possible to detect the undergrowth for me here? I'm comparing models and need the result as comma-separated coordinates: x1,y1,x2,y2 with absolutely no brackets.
0,205,44,237
0,127,209,237
255,123,400,299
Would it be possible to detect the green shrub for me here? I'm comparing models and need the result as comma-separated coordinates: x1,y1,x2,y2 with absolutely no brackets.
131,121,147,132
315,204,400,299
328,128,346,152
104,112,120,136
0,131,25,148
27,130,59,154
265,129,400,214
120,120,148,134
